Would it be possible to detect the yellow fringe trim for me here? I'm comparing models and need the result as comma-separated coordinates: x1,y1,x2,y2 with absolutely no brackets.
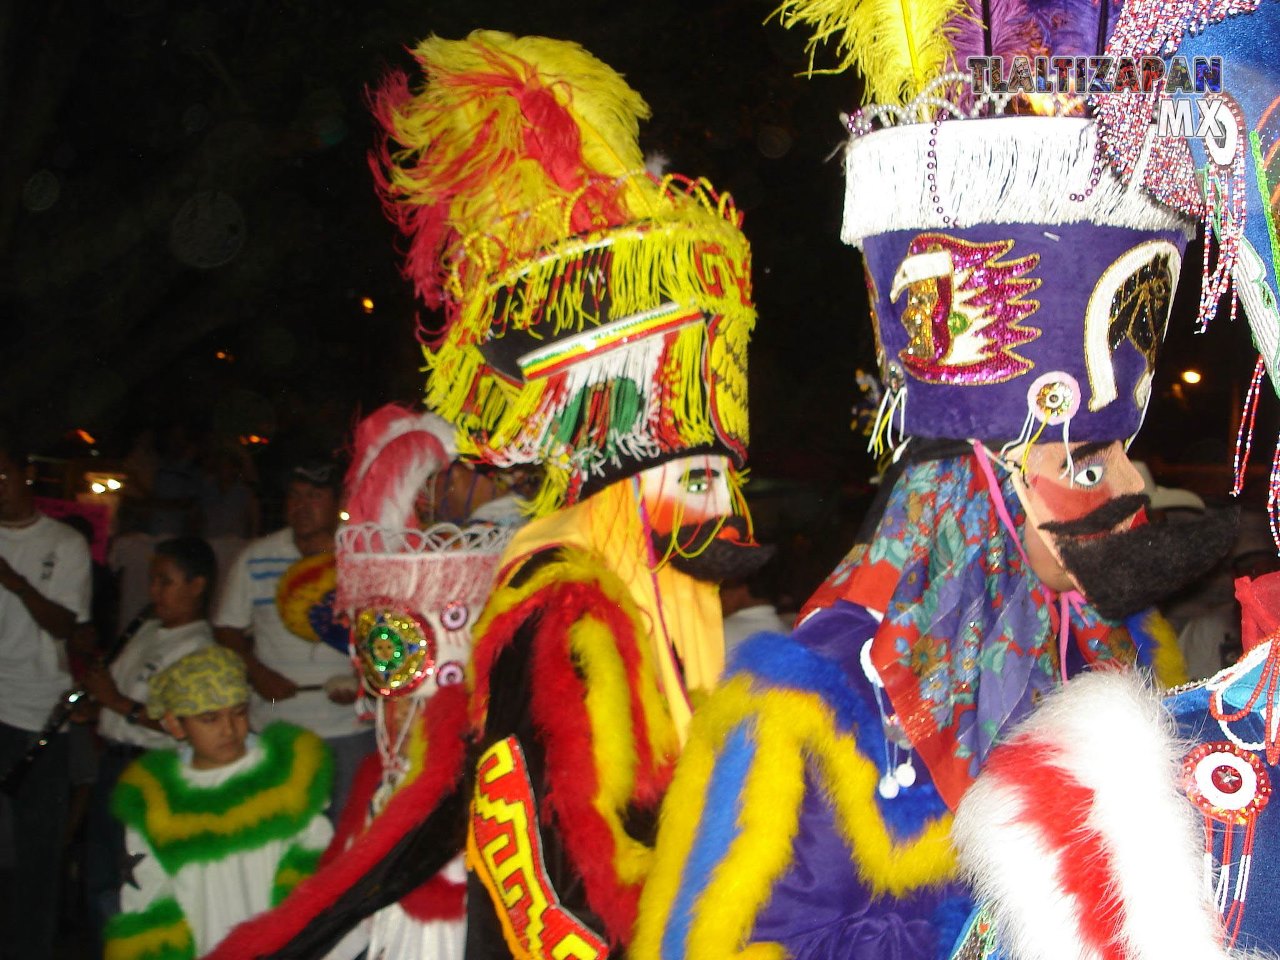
119,731,327,848
425,213,754,517
634,675,957,960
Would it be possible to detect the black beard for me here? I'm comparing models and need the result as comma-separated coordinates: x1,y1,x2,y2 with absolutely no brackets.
1038,493,1152,538
651,517,775,583
1050,505,1238,620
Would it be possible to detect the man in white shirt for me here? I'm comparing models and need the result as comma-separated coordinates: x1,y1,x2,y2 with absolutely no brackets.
0,430,92,960
213,460,372,820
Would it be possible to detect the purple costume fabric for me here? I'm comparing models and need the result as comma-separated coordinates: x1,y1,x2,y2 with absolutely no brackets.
741,602,971,960
862,223,1189,442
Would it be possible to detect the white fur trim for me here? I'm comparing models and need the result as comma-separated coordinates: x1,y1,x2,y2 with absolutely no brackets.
954,671,1232,960
953,778,1093,960
841,117,1196,247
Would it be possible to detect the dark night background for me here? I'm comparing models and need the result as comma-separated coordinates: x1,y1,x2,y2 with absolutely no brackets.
1,0,1270,546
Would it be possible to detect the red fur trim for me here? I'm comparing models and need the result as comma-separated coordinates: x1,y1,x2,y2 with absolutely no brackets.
469,557,675,945
204,688,469,959
321,754,381,868
470,591,548,731
401,875,467,923
985,735,1128,960
527,583,639,941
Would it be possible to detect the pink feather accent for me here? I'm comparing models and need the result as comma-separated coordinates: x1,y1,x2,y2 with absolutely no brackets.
343,404,454,529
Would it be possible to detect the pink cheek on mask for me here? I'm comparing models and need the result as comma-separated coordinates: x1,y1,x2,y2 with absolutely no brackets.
1027,474,1115,523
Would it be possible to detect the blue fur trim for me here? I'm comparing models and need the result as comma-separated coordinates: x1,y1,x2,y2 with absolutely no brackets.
1125,609,1157,669
731,629,862,733
663,722,756,960
880,776,947,842
731,609,948,843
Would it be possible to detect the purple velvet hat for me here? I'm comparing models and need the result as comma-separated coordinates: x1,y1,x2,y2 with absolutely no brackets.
846,116,1196,446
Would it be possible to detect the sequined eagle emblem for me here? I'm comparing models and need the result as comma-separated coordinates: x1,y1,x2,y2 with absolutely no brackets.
889,235,1042,386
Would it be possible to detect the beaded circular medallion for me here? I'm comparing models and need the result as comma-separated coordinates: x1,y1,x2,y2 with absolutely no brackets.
1182,741,1271,824
353,605,437,697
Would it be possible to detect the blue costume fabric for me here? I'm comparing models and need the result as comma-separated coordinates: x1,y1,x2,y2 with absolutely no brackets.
638,603,971,960
745,606,974,960
630,452,1164,960
1164,647,1280,955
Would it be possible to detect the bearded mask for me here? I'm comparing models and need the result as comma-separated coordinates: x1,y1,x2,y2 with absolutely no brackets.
1004,440,1236,619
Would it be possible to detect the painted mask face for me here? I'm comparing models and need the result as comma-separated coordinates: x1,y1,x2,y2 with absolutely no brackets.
637,454,771,582
1011,441,1147,538
1007,440,1235,619
352,592,473,699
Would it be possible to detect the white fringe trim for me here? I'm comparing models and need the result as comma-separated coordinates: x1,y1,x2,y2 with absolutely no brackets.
334,522,513,614
841,117,1196,246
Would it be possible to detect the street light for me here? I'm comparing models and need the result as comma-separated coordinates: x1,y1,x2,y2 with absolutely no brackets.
1182,369,1202,385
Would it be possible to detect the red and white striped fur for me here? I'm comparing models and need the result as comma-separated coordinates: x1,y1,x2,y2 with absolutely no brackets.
952,670,1262,960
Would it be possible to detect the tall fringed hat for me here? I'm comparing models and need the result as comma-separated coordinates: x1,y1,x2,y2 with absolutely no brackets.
776,0,1198,452
336,404,513,698
370,31,755,517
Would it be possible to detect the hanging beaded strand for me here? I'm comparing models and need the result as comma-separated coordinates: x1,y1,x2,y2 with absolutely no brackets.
1233,355,1267,495
1209,630,1280,766
1269,438,1280,550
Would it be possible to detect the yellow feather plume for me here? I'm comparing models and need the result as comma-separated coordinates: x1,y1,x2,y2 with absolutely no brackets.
773,0,967,105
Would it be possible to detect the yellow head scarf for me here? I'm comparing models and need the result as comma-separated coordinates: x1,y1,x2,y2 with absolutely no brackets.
147,646,251,719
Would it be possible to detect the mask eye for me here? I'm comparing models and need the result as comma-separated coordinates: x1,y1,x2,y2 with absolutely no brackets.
1072,463,1105,488
440,602,468,631
436,661,465,686
682,469,720,496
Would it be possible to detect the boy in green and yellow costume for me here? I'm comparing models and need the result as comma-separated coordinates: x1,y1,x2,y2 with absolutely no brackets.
104,646,332,960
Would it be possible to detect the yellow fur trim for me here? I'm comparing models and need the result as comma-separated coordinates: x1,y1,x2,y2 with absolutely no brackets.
631,705,718,960
571,613,653,884
471,544,681,890
119,731,327,848
473,538,679,761
488,483,725,745
104,916,192,960
1144,608,1190,689
634,675,957,960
